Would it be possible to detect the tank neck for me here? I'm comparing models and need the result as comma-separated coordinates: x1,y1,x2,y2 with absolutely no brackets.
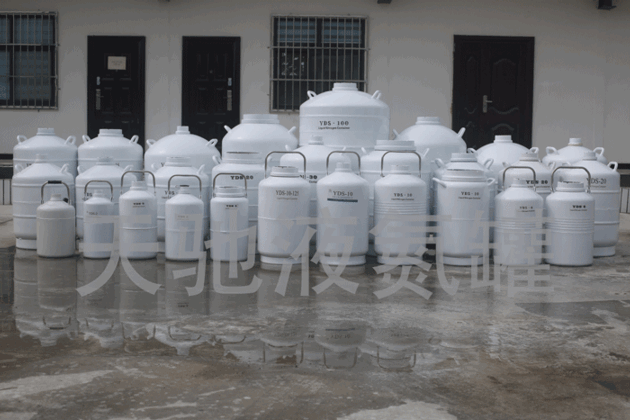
36,128,56,136
271,166,300,177
450,152,477,162
165,156,193,167
215,186,245,197
556,181,585,192
332,83,358,91
508,179,530,189
308,136,324,146
98,129,124,137
223,151,263,163
241,114,280,124
389,164,411,175
177,185,191,195
415,116,441,125
95,157,116,166
494,135,513,144
34,154,48,162
374,139,415,151
518,152,540,162
130,181,147,191
49,193,64,202
568,138,583,146
334,162,352,173
580,151,597,161
175,126,191,134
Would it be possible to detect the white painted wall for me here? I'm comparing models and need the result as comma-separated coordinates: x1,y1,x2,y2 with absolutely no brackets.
1,0,629,162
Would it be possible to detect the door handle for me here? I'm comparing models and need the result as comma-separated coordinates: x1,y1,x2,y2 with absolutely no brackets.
96,89,101,111
483,95,492,113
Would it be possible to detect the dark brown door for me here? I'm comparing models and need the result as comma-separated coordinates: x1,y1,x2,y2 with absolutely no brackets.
87,36,146,148
182,37,240,152
452,35,534,150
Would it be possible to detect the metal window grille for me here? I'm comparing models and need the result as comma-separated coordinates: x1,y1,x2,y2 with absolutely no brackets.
270,15,368,112
0,11,58,109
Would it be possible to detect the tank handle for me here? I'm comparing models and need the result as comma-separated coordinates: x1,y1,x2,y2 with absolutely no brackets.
434,158,445,169
146,139,156,148
551,166,591,193
264,151,307,179
594,147,605,157
326,150,361,175
65,136,76,146
17,135,27,144
288,126,297,135
208,138,218,147
502,166,537,192
457,127,466,138
212,173,247,198
467,147,476,155
307,91,317,99
197,164,206,175
380,151,421,177
224,125,232,133
82,135,91,144
130,135,139,144
609,161,618,171
546,146,558,156
14,163,25,173
483,158,494,170
433,178,447,188
392,129,400,139
121,170,156,190
529,146,539,155
212,155,222,165
371,90,382,100
167,174,202,197
84,180,114,201
41,180,71,204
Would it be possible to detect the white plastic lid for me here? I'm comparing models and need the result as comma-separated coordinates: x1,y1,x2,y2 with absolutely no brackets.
510,178,529,188
450,152,477,161
494,135,513,143
519,151,539,161
37,128,55,135
223,151,263,163
271,166,300,177
335,162,352,172
442,168,486,182
568,138,583,146
131,180,147,190
333,82,358,91
215,185,245,197
92,190,107,198
165,156,192,166
50,193,63,201
374,139,415,151
99,129,123,136
556,181,585,192
581,151,597,161
415,117,441,125
309,136,324,145
390,164,410,174
175,126,190,134
177,185,191,194
241,114,280,124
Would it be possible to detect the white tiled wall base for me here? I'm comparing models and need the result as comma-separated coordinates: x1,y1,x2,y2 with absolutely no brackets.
0,180,10,205
622,188,630,214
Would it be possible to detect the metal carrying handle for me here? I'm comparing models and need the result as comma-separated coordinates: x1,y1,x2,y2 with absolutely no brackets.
264,151,307,179
551,166,592,193
167,174,203,195
380,151,422,177
41,180,70,204
121,170,156,189
502,166,537,192
84,180,114,201
212,173,247,197
326,150,361,175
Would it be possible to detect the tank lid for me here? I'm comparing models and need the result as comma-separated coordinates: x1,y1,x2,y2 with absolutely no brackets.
556,181,585,192
223,151,263,162
494,135,513,143
49,193,63,201
165,156,192,166
36,128,55,135
241,114,280,124
415,116,441,125
519,151,540,161
374,139,415,151
177,185,191,194
332,82,358,91
92,190,107,198
450,152,477,162
334,162,352,172
509,178,530,188
215,185,245,197
390,164,410,174
442,168,486,182
96,156,115,165
271,166,300,177
34,154,48,161
131,180,147,190
175,126,190,134
99,128,123,136
568,137,583,146
309,136,324,145
581,151,597,161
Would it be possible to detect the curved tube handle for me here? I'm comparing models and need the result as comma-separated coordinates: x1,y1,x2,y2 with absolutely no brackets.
82,134,91,144
208,138,218,147
457,127,466,138
212,173,247,197
121,170,156,189
376,346,417,371
59,163,70,174
609,161,618,171
17,134,27,144
434,158,445,169
264,151,306,179
307,90,317,99
467,147,477,155
146,139,156,148
167,174,202,196
65,135,76,145
14,163,25,173
130,135,139,144
380,151,421,177
84,180,114,201
546,146,559,156
371,90,382,100
326,150,361,175
322,347,358,370
487,178,496,186
41,180,71,204
551,166,592,193
392,129,400,139
433,178,447,188
594,147,605,157
502,166,537,192
224,125,232,133
288,126,297,136
529,146,539,155
212,155,221,165
483,158,494,170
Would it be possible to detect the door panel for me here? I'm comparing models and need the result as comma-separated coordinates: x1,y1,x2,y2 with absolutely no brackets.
453,36,534,151
182,37,240,152
87,36,145,148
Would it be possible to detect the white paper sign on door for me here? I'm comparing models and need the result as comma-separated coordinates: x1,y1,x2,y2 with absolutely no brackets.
107,56,126,70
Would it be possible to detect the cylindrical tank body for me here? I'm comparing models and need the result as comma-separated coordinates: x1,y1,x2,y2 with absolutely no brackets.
494,179,544,265
222,114,298,156
545,181,595,266
119,178,158,260
13,128,78,177
211,151,265,231
542,137,607,167
374,165,427,264
316,158,369,266
37,184,76,258
555,155,621,257
83,188,115,259
154,157,210,242
258,165,310,265
145,126,221,177
434,169,494,266
395,117,467,173
299,83,390,153
79,129,143,172
210,185,249,262
165,185,205,261
473,135,532,179
13,155,75,250
75,157,133,239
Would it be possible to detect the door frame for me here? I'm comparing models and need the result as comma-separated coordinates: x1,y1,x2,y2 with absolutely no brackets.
452,35,535,148
181,35,241,148
87,35,146,148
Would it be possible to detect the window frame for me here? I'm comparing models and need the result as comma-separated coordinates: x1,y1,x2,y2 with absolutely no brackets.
269,14,369,113
0,11,59,110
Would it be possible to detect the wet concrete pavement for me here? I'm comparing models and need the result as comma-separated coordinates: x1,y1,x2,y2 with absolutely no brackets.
0,212,629,419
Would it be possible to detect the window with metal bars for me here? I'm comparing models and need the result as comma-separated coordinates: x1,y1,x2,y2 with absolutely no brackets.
0,12,58,109
270,15,368,112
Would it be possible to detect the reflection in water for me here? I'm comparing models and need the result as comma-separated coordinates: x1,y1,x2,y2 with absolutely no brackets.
119,258,158,341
